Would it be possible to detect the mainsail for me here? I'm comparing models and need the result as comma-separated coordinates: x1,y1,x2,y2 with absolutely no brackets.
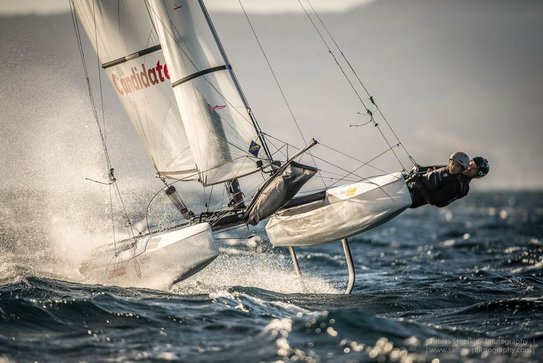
73,1,197,180
148,0,269,185
73,0,270,185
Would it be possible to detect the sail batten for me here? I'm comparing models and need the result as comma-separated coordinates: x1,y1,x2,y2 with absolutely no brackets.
102,44,162,69
171,65,230,88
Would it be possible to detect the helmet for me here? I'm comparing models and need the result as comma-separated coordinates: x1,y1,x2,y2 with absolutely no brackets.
472,156,489,178
449,151,470,169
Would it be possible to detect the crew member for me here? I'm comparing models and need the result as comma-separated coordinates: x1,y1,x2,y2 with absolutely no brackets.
449,156,490,202
407,152,469,208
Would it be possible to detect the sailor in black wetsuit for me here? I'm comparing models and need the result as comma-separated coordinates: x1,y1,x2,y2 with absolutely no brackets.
407,154,490,208
452,156,490,202
406,152,470,208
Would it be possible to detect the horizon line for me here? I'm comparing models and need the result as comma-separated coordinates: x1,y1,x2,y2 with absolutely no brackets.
0,0,377,16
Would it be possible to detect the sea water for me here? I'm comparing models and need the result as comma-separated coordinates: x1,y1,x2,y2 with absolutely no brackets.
1,191,541,362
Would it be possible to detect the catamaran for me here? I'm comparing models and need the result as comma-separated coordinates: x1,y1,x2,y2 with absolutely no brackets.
71,0,414,293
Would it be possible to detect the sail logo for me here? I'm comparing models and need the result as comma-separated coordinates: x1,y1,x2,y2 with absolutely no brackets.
210,104,226,111
346,187,358,197
106,265,127,279
111,61,170,96
249,141,261,157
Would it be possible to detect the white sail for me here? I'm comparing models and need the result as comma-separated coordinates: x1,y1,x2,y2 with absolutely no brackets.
73,1,197,180
148,0,267,185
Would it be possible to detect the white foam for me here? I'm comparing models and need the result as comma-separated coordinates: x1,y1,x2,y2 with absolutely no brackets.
172,252,339,295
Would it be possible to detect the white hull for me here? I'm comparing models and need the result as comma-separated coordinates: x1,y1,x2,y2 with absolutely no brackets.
80,222,219,289
265,173,411,247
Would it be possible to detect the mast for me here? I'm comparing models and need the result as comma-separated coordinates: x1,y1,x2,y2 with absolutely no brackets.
197,0,276,208
148,0,268,187
197,0,273,163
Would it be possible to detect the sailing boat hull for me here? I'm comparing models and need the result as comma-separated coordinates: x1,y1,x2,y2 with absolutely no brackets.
265,173,411,247
80,223,219,289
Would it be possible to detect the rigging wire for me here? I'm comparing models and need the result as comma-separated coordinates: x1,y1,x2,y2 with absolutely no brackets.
320,144,401,188
262,132,403,188
70,1,142,252
70,0,118,248
237,0,327,188
237,1,306,147
349,112,374,128
92,4,106,143
299,0,418,171
69,1,111,171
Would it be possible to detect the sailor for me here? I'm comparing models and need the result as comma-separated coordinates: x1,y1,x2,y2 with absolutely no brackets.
406,151,470,208
451,156,490,201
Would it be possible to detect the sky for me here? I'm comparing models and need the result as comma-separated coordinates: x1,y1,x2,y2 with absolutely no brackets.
0,0,376,15
1,0,543,191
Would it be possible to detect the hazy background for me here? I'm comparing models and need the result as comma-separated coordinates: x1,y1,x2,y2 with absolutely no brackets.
1,0,543,192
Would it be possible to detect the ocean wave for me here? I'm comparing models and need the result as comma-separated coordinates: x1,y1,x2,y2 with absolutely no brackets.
454,296,543,315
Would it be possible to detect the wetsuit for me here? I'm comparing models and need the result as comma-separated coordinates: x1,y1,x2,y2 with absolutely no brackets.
425,172,471,207
452,174,471,201
407,166,462,208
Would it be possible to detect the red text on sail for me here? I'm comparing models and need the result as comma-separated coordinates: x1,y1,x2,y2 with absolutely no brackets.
112,61,170,96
